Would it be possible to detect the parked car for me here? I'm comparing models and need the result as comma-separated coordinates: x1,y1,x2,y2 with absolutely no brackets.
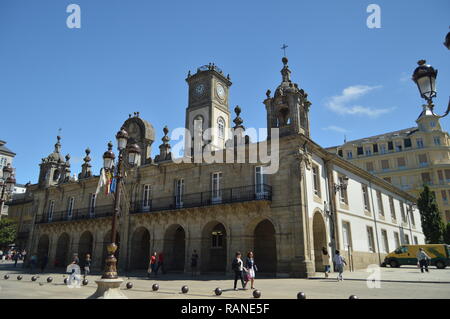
384,244,450,269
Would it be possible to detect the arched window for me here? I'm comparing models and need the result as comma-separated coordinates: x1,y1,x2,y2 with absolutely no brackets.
53,170,60,182
217,117,225,139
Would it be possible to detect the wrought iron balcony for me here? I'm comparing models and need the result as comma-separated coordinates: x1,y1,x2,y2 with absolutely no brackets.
131,184,272,214
36,204,114,224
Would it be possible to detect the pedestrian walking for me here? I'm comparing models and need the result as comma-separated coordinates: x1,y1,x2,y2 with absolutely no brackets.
333,250,347,281
84,254,91,279
157,252,165,275
40,255,48,273
13,251,21,268
322,247,331,278
72,253,80,265
417,248,431,273
244,251,258,290
148,252,157,277
231,251,246,291
191,250,199,277
0,249,3,262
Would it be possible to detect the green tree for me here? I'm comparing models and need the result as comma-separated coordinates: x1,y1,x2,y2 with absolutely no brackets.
0,218,17,250
417,185,444,243
443,223,450,245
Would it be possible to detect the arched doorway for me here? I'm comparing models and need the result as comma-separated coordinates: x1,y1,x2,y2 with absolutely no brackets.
254,219,277,275
201,221,227,273
55,233,70,268
78,231,93,267
130,227,150,270
163,224,186,272
101,231,120,270
312,212,327,273
37,234,50,264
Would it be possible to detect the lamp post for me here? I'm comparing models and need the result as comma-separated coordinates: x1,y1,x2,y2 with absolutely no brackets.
0,164,16,220
412,60,437,106
89,127,140,299
444,27,450,50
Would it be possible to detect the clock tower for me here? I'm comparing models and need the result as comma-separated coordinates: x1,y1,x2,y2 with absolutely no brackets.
185,63,232,154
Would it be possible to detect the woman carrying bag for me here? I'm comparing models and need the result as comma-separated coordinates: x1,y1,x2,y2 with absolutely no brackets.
244,251,258,290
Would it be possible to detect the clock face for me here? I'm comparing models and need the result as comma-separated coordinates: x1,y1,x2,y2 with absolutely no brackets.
216,83,226,99
194,83,205,96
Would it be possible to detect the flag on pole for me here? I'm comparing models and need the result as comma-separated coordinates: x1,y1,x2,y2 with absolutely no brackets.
105,170,113,195
95,168,107,195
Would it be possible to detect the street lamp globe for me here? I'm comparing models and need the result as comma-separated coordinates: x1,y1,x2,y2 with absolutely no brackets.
444,28,450,50
103,141,116,170
127,143,141,166
412,59,438,103
2,163,13,179
116,127,129,151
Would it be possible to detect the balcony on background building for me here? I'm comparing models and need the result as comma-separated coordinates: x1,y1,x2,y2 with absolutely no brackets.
131,184,272,214
36,204,114,224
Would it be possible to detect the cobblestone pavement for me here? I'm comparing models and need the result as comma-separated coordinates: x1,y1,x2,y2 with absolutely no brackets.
0,261,449,299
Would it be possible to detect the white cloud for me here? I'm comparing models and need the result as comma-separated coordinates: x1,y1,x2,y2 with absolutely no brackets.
326,85,394,117
322,125,348,133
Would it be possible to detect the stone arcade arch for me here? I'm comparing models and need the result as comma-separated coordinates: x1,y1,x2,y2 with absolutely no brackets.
78,231,94,267
55,233,70,268
101,231,120,270
163,224,186,272
37,234,50,264
130,227,150,270
201,221,227,273
254,219,277,275
312,212,328,273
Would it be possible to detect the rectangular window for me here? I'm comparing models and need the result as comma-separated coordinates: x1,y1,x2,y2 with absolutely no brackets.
373,144,378,153
445,169,450,182
212,172,222,203
48,200,55,221
404,138,412,148
394,232,400,249
434,136,441,145
414,236,418,245
367,226,376,252
365,147,372,156
89,194,96,216
405,234,410,245
438,170,444,183
418,154,428,167
338,149,343,157
410,207,416,226
338,175,348,204
395,142,402,152
175,179,184,208
255,166,268,198
381,229,389,253
142,184,151,211
400,202,406,223
421,172,432,185
357,147,363,156
397,157,406,168
388,141,394,150
416,138,424,148
346,151,353,159
312,165,321,197
381,160,390,170
362,185,370,212
366,162,374,172
342,221,352,250
67,197,74,219
380,144,387,154
441,190,448,204
377,191,384,217
389,197,396,221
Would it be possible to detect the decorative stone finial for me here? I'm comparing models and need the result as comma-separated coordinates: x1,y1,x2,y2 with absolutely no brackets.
233,105,245,130
282,56,288,66
266,89,271,98
155,126,172,163
417,59,426,66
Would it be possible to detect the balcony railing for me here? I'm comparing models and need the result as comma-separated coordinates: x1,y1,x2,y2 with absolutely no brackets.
36,204,114,224
131,184,272,214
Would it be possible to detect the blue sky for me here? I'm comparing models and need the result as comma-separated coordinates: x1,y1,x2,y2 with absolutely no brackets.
0,0,449,184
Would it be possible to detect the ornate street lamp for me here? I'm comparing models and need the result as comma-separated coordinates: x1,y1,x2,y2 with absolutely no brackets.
126,142,141,166
412,59,438,104
89,127,140,299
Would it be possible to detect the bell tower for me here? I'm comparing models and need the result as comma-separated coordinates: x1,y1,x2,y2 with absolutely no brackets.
263,57,312,138
185,63,232,153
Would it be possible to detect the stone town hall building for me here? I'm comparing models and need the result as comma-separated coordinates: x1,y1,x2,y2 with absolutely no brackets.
9,58,424,277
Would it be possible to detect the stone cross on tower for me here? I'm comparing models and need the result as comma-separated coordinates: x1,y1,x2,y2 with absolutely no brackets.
281,44,288,57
